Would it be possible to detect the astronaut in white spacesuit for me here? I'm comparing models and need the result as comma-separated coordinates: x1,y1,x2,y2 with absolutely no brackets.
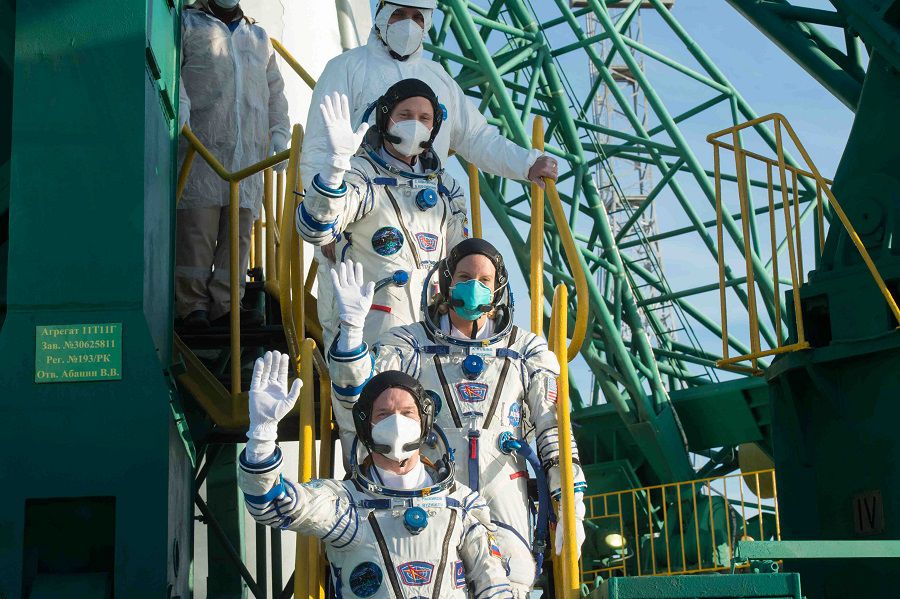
296,81,468,352
327,238,588,596
300,0,559,361
238,351,517,598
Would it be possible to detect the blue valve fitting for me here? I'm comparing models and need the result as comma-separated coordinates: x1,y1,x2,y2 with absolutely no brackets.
392,270,409,287
415,188,438,211
462,355,484,380
498,431,519,455
403,506,428,535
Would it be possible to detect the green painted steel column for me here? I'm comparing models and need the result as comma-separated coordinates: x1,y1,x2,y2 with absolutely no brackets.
206,446,247,598
767,50,900,599
0,1,189,597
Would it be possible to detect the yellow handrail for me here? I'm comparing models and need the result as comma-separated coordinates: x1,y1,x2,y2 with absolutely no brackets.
177,123,293,397
551,284,579,598
532,118,588,361
530,119,546,335
468,162,483,238
271,38,317,90
296,339,318,599
278,124,305,362
707,113,900,370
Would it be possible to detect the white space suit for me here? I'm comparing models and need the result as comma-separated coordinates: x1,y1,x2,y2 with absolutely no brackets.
328,317,587,593
296,136,468,350
238,446,516,598
176,7,289,321
300,7,541,347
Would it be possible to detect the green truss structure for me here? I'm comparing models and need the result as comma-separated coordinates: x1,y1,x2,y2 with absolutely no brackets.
428,0,822,483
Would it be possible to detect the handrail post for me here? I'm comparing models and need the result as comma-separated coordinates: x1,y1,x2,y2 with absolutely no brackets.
468,162,483,238
546,179,589,362
295,339,317,599
264,168,276,281
229,181,242,397
552,284,579,597
278,125,304,362
531,118,546,335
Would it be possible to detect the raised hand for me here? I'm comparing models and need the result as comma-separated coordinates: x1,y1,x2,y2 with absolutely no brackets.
330,259,375,330
247,351,302,460
320,91,370,172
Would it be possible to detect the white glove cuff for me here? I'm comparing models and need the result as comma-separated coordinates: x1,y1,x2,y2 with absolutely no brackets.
318,166,346,189
247,420,279,442
246,438,277,464
337,322,364,354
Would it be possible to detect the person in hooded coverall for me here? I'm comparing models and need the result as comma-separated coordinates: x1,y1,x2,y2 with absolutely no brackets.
238,351,516,599
176,0,290,329
327,239,588,596
296,80,467,354
301,0,559,351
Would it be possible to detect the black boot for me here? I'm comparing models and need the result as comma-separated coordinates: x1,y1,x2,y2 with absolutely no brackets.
210,308,264,329
179,309,210,330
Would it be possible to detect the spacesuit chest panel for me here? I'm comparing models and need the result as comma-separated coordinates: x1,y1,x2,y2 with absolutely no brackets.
329,485,467,598
422,329,526,434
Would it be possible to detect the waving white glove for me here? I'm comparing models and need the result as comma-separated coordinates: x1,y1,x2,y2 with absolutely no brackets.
269,132,289,173
318,92,370,187
246,351,302,462
330,259,375,352
555,493,587,558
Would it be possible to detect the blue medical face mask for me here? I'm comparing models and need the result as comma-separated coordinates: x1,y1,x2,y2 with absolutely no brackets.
450,280,493,321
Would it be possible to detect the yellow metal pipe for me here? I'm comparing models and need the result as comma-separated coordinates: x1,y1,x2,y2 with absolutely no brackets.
264,168,276,280
551,284,579,598
468,162,483,238
713,144,728,361
279,125,304,361
295,339,317,598
773,121,807,346
291,130,307,342
731,132,761,365
229,181,242,398
546,180,588,362
252,219,262,270
271,38,317,90
276,170,285,267
530,118,546,336
717,341,810,366
766,167,782,343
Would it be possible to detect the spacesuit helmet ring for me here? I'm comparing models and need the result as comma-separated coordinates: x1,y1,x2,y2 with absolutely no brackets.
374,78,444,152
353,370,436,457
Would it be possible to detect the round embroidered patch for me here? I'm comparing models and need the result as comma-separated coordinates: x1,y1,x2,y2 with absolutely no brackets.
372,226,404,256
508,402,522,427
349,561,383,597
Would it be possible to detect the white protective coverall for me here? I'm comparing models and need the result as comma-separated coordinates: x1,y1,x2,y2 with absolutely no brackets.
176,7,289,319
238,446,516,599
301,7,541,347
297,132,468,350
329,318,588,593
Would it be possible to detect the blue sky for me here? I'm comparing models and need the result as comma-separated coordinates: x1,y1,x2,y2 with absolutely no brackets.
427,1,856,399
365,1,855,400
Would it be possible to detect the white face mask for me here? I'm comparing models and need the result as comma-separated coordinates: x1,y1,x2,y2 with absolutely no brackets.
375,6,433,59
211,0,240,9
385,18,424,57
370,413,422,464
388,118,431,157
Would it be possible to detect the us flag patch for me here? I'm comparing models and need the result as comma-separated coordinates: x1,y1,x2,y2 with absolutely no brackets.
453,560,465,588
547,378,558,403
